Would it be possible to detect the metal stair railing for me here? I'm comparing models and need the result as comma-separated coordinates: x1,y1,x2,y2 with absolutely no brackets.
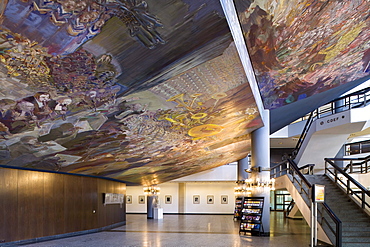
291,87,370,159
285,199,295,218
325,158,370,212
271,159,342,247
340,154,370,174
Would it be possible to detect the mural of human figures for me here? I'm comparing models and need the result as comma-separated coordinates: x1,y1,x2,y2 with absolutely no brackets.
0,0,369,185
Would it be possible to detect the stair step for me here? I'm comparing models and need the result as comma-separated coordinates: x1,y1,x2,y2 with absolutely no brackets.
343,230,370,237
342,221,370,225
301,175,370,246
343,243,370,247
343,236,370,242
328,209,366,214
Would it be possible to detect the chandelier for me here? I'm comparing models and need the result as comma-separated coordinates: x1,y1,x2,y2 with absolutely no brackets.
143,186,160,195
234,178,275,194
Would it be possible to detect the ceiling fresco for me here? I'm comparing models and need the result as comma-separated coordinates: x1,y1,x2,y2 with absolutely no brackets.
0,0,369,185
0,0,262,185
234,0,370,109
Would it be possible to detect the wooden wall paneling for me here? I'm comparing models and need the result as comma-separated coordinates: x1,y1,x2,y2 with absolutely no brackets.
0,169,18,243
1,167,126,243
30,171,45,238
64,175,82,233
81,177,98,230
43,172,65,236
97,179,107,228
17,169,30,240
17,170,45,240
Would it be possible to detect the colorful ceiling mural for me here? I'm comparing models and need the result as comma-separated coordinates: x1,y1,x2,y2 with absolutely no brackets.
0,0,262,185
234,0,370,109
0,0,369,185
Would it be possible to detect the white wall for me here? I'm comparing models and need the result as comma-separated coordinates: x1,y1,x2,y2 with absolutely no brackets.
125,186,148,213
184,182,235,214
350,173,370,189
126,181,236,214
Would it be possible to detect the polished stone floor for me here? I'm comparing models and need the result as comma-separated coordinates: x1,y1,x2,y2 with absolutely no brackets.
22,212,312,247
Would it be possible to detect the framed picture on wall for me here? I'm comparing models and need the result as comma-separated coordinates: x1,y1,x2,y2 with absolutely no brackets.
138,195,145,204
126,195,132,204
221,195,228,204
165,195,172,204
193,195,200,204
207,195,214,204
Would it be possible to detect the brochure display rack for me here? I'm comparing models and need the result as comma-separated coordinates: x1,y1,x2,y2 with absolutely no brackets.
239,197,264,235
234,196,243,220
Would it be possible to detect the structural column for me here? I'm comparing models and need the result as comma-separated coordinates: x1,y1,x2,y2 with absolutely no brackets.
237,155,251,181
250,109,270,235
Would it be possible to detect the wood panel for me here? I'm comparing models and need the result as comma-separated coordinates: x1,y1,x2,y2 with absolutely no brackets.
0,167,126,244
81,176,98,230
0,169,18,242
17,170,45,240
64,175,82,233
43,172,65,236
97,179,107,228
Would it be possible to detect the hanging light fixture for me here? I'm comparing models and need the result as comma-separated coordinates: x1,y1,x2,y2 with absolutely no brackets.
234,178,275,194
143,186,160,195
244,178,275,190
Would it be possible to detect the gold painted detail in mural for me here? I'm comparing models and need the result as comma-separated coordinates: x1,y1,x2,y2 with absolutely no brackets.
188,124,224,140
318,22,366,63
0,31,51,86
163,92,228,140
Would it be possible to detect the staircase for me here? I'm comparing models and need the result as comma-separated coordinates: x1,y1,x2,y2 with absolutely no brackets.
306,175,370,247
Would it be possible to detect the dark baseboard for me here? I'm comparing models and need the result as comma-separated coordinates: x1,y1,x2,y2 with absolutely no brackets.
3,221,126,246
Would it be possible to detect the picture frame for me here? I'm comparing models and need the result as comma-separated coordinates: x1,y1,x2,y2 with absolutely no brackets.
138,195,145,204
221,195,228,204
165,195,172,204
104,193,124,205
126,195,132,204
193,195,200,204
207,195,214,204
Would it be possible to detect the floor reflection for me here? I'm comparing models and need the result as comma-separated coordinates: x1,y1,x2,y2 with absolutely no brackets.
22,212,311,247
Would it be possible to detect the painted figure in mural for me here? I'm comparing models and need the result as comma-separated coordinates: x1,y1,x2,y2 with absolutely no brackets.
85,90,98,111
0,100,13,138
22,92,56,121
0,122,11,138
11,100,38,132
54,97,72,120
0,99,16,134
115,0,165,49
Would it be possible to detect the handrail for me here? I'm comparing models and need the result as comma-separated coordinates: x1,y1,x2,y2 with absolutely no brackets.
272,159,343,246
291,87,370,159
339,154,370,174
325,158,370,210
285,199,295,218
287,159,312,187
294,111,314,156
319,203,342,247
